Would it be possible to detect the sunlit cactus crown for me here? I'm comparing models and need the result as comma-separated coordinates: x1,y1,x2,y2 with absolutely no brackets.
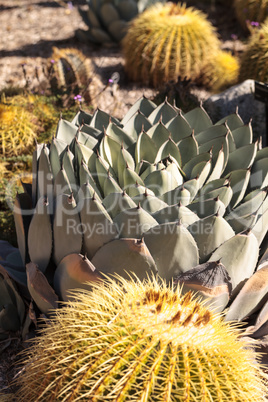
7,94,268,341
122,2,225,88
240,19,268,82
15,276,267,401
234,0,268,31
78,0,166,45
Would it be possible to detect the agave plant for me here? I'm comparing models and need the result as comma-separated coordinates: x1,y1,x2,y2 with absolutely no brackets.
77,0,166,46
1,95,268,339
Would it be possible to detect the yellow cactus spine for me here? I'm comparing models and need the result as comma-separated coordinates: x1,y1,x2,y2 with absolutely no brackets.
239,20,268,82
15,276,267,401
0,95,36,157
122,2,221,88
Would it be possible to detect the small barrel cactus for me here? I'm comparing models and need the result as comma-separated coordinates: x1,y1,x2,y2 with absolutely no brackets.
0,96,37,157
122,3,228,88
239,19,268,82
14,276,267,401
233,0,268,31
47,47,101,108
201,50,239,92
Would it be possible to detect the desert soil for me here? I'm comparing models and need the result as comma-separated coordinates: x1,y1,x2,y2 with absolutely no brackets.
0,0,246,119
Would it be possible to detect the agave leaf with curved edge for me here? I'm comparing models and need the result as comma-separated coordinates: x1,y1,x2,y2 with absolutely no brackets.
135,131,157,164
152,203,199,226
80,196,118,259
148,99,177,125
188,214,235,263
37,145,53,203
208,230,259,297
54,167,72,198
223,142,257,175
123,110,152,141
26,262,58,316
183,152,211,179
143,221,199,281
100,133,121,175
114,204,158,238
53,194,82,266
13,193,33,266
53,254,102,302
55,118,78,145
215,111,244,131
194,124,228,146
106,121,134,148
28,196,52,273
62,147,78,196
91,238,157,280
249,157,268,190
187,197,226,218
224,266,268,322
232,123,253,148
147,121,170,148
154,138,182,166
160,185,191,206
177,133,198,167
226,168,251,209
103,172,122,198
102,191,137,219
121,95,156,126
184,105,212,133
174,260,232,313
90,108,121,132
144,169,178,197
165,111,192,142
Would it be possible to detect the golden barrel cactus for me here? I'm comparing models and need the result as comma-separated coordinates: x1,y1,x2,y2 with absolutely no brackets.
239,19,268,82
15,276,267,401
122,2,221,87
201,50,239,92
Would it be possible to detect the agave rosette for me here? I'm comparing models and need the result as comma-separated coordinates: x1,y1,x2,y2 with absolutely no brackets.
2,96,268,338
78,0,166,45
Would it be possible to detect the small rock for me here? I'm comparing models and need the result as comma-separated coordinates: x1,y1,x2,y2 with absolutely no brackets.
204,80,267,146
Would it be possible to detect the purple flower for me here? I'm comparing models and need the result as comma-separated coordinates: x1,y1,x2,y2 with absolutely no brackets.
74,95,82,101
250,21,260,26
108,78,113,83
231,34,238,40
67,2,73,10
50,59,55,64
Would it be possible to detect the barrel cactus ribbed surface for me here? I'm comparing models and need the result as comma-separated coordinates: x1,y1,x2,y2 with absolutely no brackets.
47,47,97,106
122,3,222,87
14,276,267,401
239,19,268,82
234,0,268,31
1,95,268,341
